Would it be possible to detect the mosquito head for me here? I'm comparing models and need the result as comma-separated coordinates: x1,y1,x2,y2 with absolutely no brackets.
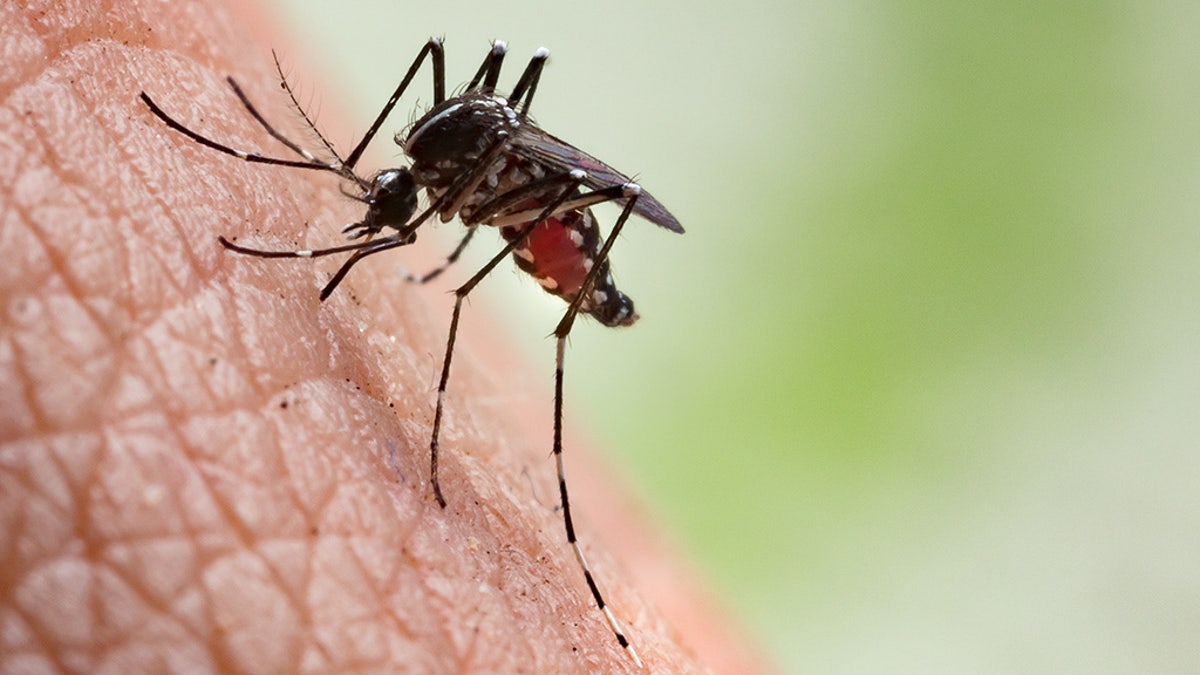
361,168,418,235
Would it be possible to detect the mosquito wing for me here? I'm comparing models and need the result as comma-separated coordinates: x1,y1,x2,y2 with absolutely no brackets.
511,125,684,234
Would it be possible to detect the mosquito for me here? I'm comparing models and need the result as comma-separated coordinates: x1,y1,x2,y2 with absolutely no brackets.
140,37,683,667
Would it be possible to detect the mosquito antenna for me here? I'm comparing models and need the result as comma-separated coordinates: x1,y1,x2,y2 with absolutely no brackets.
271,50,344,166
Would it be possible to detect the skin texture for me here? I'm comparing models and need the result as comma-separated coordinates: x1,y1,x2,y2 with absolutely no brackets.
0,1,770,673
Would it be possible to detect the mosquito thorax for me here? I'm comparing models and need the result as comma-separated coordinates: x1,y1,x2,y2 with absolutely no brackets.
400,94,520,187
364,168,418,232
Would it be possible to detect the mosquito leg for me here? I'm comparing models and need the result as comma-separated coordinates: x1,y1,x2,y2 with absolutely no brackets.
466,39,508,94
485,183,635,229
403,225,478,284
140,92,346,175
223,76,322,165
218,128,508,303
554,185,641,336
217,233,409,260
550,186,644,667
218,192,456,300
435,131,512,222
213,228,416,302
317,235,414,300
219,214,426,300
405,159,616,288
343,36,445,171
550,336,642,668
507,47,550,117
428,170,590,507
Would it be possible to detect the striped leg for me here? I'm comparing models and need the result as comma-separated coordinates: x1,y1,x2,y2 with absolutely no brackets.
428,171,590,507
551,186,644,667
402,225,478,284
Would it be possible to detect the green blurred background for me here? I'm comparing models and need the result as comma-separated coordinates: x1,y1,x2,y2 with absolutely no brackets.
264,1,1200,672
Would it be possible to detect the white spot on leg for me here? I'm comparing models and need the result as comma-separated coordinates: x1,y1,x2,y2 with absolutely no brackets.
565,524,644,669
568,229,584,248
591,289,608,305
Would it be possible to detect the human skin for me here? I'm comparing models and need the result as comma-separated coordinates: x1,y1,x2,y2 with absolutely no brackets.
0,1,769,673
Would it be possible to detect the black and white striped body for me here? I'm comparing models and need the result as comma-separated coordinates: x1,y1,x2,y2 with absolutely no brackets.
403,94,637,327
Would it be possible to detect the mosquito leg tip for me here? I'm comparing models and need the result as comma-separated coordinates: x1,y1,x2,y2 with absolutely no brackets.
318,281,339,301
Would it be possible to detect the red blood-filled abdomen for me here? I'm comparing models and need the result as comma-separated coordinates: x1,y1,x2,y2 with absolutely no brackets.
525,216,588,297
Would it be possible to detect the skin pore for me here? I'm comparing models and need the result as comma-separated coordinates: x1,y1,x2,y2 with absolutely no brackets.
0,1,765,672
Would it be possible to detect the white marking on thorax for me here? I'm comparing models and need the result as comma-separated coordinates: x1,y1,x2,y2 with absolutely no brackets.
403,102,463,154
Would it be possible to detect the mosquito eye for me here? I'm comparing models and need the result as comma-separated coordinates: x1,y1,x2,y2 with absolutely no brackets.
373,169,415,199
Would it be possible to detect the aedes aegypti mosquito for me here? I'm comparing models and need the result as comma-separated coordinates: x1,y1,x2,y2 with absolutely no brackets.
140,37,683,667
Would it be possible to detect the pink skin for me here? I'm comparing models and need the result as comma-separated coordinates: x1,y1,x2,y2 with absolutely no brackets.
0,1,770,672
